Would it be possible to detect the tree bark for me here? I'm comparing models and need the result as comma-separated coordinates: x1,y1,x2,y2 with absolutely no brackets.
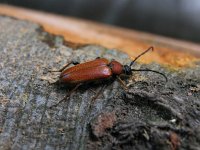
0,16,200,150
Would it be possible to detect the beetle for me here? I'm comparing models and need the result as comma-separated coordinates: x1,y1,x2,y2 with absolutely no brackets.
50,47,167,107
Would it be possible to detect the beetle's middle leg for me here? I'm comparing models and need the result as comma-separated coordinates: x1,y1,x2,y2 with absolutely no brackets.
90,84,107,107
49,60,80,72
50,83,82,108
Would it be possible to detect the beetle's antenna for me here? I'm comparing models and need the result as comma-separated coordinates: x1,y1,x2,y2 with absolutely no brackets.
130,47,154,67
131,68,168,82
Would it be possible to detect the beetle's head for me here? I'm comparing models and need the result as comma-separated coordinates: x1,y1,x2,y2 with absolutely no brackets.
123,65,132,75
122,47,154,76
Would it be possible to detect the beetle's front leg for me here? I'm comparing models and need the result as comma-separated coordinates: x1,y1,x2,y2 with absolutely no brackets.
116,76,128,90
49,60,80,72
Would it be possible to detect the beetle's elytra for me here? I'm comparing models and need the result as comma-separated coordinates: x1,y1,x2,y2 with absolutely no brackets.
59,58,124,84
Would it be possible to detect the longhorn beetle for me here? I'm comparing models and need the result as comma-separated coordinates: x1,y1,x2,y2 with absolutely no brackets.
50,47,167,107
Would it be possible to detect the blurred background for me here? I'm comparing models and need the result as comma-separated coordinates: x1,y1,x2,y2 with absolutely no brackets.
0,0,200,44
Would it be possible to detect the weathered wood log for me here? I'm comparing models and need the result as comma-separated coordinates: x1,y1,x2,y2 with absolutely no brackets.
0,9,200,150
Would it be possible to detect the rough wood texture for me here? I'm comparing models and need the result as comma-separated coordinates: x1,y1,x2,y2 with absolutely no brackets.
0,4,200,67
0,16,200,150
0,16,130,149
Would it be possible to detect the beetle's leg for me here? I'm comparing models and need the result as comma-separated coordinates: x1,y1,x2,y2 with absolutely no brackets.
89,88,97,94
49,83,82,108
91,84,107,103
116,76,128,90
49,60,79,72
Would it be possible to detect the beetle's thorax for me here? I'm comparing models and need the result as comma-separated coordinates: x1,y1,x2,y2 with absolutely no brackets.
109,60,123,75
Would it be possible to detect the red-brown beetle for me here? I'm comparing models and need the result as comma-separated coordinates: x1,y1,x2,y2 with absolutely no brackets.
50,47,167,107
